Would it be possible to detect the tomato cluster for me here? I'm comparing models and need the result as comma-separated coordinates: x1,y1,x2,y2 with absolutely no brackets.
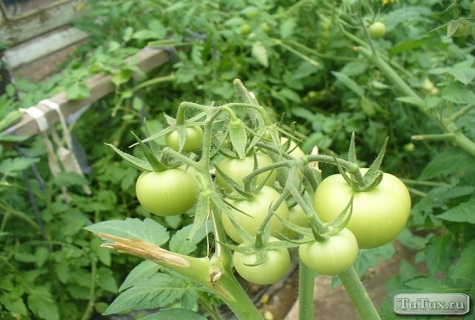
130,104,411,284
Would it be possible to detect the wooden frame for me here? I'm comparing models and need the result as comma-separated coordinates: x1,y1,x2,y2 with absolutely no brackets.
5,47,172,137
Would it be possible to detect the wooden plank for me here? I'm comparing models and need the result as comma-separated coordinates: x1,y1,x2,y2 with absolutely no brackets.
0,0,84,46
2,25,89,69
4,47,172,137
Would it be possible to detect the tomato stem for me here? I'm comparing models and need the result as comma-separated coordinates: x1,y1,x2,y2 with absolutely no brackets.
339,267,381,320
298,260,316,320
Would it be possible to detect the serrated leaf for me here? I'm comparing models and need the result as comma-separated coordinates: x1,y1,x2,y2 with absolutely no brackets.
425,234,453,276
104,273,188,315
85,218,170,247
446,67,475,85
97,267,119,293
169,220,211,255
0,157,39,175
419,148,474,180
140,308,207,320
252,41,268,68
437,199,475,224
451,240,475,282
27,287,60,320
120,260,161,291
441,85,475,104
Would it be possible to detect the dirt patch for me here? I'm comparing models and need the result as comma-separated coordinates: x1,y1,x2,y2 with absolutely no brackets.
249,242,426,320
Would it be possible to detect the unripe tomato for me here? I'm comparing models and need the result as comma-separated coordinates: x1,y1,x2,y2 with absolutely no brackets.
215,153,277,193
299,228,358,275
368,21,387,39
222,186,289,243
165,126,203,152
451,23,468,37
239,24,252,35
313,169,411,249
135,169,199,216
233,237,291,285
281,137,305,159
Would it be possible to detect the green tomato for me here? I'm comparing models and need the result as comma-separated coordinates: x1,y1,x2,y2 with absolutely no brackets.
233,238,291,285
281,137,305,159
222,186,289,243
451,22,469,37
313,169,411,249
135,169,199,216
165,126,203,152
299,228,358,275
368,21,386,39
215,153,277,193
239,24,252,35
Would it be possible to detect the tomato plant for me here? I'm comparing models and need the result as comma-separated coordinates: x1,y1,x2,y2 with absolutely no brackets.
222,186,289,243
299,228,358,275
165,126,204,152
232,238,291,285
135,169,199,216
214,153,277,193
313,170,411,249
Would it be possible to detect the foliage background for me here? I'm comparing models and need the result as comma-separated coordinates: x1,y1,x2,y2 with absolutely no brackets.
1,0,474,319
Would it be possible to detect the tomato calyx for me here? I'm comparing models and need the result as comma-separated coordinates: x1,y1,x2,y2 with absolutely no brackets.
336,133,388,192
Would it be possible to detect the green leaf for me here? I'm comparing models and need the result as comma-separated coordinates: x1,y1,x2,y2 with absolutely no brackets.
0,295,28,315
104,273,190,315
131,131,164,172
120,260,161,291
252,41,268,68
446,65,475,85
85,218,170,247
425,234,453,276
27,287,60,320
140,308,207,320
96,267,119,293
229,119,247,159
106,143,154,171
169,220,211,256
332,71,364,97
280,17,296,39
441,84,475,104
278,87,301,103
0,157,39,176
437,199,475,224
396,96,426,108
66,81,90,100
451,240,475,282
419,148,475,180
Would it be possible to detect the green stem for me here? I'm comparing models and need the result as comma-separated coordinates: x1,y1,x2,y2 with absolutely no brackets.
453,131,475,158
81,258,97,320
339,267,381,320
298,260,316,320
130,73,176,93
